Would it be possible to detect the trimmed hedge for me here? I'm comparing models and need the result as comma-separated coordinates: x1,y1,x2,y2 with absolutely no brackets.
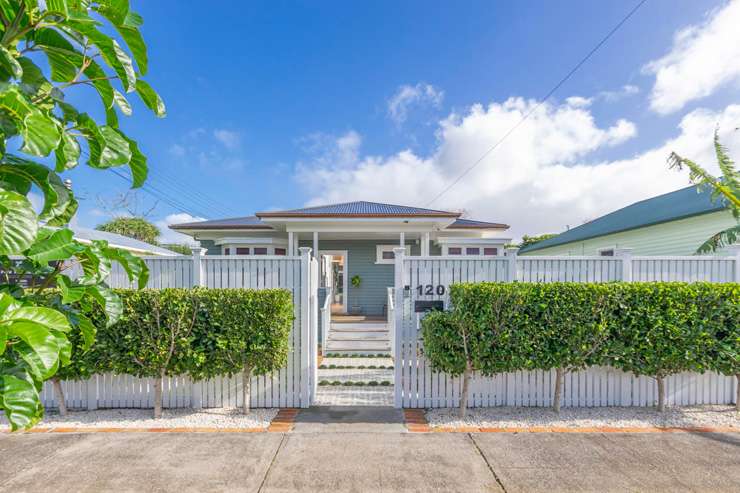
57,288,294,415
421,282,739,413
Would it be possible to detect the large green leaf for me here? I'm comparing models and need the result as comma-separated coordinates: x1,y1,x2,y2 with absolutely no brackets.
0,366,43,431
121,133,146,187
26,228,85,263
76,240,112,282
5,306,72,333
106,246,149,288
0,190,38,255
77,115,132,168
69,22,136,92
135,79,165,117
0,155,76,225
0,85,61,157
7,323,60,380
75,312,96,351
86,284,122,326
57,275,87,304
55,129,81,171
0,46,22,80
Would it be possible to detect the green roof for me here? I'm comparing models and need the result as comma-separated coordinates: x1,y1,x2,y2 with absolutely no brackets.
520,185,727,253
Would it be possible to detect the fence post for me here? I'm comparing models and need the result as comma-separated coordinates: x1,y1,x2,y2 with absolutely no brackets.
299,247,312,408
615,248,633,282
86,375,98,410
728,245,740,283
393,247,406,409
191,244,206,287
506,247,519,281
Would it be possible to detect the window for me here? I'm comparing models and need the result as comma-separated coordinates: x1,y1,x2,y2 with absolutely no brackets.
599,248,615,257
254,247,268,255
466,247,480,255
484,247,498,256
448,247,462,255
376,245,411,264
224,247,230,255
274,248,287,256
236,247,250,255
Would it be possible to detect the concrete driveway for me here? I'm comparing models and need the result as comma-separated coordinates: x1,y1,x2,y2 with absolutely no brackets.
2,429,739,492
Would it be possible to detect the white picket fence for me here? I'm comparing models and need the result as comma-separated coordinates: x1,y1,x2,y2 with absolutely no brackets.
393,248,740,409
42,248,318,410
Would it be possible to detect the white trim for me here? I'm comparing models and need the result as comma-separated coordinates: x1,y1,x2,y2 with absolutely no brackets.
435,237,510,245
319,250,348,314
376,244,411,264
213,237,288,246
220,245,287,256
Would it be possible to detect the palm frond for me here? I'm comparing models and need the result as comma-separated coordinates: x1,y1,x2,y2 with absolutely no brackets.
668,152,740,210
713,129,739,195
695,223,740,254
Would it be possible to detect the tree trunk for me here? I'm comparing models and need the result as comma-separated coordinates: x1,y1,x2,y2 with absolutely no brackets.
552,367,564,414
153,372,164,419
656,376,665,413
242,366,252,414
736,374,739,412
52,378,67,416
459,361,472,418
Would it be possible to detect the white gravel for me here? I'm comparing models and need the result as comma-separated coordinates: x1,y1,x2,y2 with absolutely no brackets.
427,405,740,429
0,407,277,430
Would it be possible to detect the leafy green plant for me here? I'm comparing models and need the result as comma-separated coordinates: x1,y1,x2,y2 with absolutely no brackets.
351,275,361,288
96,217,160,245
669,129,739,253
0,0,161,429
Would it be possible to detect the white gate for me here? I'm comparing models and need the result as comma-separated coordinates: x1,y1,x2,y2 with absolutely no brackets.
43,248,320,410
393,250,740,409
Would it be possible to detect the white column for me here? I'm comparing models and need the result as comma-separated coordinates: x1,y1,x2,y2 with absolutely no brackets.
399,232,405,247
190,244,206,287
727,245,740,283
313,232,319,258
423,232,430,257
299,247,312,407
393,246,406,409
615,247,633,282
288,232,294,256
506,247,519,282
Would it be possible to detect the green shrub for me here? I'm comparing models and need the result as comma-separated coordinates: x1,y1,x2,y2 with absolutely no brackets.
422,282,739,415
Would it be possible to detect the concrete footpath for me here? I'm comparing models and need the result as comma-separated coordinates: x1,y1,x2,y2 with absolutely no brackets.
1,409,739,492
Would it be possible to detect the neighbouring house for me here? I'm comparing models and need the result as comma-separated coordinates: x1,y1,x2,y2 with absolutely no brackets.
71,226,182,257
520,185,738,256
171,201,510,320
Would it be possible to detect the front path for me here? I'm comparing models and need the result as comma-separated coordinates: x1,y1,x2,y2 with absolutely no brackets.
2,427,739,492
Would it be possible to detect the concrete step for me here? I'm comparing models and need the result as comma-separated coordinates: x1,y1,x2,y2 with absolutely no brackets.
329,332,389,341
325,340,391,353
330,323,387,331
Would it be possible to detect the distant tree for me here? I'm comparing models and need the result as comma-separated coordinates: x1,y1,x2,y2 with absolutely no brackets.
160,243,193,255
519,233,557,249
96,217,160,245
669,129,739,253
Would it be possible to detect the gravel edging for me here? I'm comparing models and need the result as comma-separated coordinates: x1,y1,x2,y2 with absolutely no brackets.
0,407,278,430
426,405,740,430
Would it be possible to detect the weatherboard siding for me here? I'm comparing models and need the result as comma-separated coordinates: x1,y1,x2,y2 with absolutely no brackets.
523,210,737,256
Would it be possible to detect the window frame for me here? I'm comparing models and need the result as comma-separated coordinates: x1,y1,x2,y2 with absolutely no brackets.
375,244,411,264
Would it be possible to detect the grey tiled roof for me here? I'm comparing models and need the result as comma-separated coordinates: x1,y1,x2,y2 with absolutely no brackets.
170,216,274,230
256,201,459,217
450,218,509,229
72,227,182,256
520,185,727,253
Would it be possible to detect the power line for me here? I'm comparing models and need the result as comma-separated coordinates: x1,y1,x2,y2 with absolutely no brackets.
425,0,648,207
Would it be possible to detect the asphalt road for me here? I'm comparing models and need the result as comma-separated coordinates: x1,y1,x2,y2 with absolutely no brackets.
1,429,738,492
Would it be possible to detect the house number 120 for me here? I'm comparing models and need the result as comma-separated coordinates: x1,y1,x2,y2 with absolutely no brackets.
416,284,446,296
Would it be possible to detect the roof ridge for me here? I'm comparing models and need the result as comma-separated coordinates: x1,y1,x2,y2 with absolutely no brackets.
257,200,458,215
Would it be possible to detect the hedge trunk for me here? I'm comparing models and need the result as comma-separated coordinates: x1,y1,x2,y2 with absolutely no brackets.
52,378,67,416
656,376,666,413
153,372,164,419
242,366,252,414
459,362,472,418
552,367,564,414
736,375,739,412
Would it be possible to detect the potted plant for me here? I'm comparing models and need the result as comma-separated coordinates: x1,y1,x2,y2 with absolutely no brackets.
350,275,362,314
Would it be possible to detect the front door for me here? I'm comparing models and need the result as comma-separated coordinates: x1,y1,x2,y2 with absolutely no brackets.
320,250,348,314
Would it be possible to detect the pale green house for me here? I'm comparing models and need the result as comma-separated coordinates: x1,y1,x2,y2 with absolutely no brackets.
520,185,737,256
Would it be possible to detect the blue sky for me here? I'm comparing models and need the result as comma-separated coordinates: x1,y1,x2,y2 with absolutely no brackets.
64,0,740,243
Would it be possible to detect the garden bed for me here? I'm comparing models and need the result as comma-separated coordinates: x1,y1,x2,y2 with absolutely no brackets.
426,405,739,430
0,408,278,431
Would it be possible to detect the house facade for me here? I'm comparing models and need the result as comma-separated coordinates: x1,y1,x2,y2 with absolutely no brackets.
520,185,738,256
171,201,510,317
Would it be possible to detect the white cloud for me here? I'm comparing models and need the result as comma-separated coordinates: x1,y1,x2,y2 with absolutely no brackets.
213,129,241,150
155,213,206,245
598,84,640,102
296,97,740,241
644,0,740,114
387,83,444,125
168,143,186,157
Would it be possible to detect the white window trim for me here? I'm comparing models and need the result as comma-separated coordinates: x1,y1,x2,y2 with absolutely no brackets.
376,244,410,264
221,245,286,255
442,244,503,257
